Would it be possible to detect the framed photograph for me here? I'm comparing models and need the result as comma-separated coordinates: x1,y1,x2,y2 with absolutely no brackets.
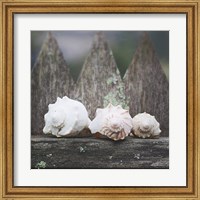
0,0,199,199
31,30,169,170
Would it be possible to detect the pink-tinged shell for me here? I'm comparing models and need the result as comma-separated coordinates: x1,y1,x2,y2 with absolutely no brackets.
131,112,161,138
89,104,133,141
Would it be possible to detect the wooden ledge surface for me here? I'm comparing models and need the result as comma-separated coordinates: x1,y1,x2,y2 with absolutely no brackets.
31,135,169,169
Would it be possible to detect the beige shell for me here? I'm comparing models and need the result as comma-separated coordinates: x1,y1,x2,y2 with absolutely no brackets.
89,103,133,141
131,112,161,138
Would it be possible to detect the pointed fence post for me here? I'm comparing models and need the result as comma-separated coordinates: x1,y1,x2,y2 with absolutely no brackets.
31,32,74,134
74,32,128,118
124,33,169,136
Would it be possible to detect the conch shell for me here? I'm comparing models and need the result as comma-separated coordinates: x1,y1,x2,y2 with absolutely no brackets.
131,112,161,138
89,103,133,141
43,96,91,137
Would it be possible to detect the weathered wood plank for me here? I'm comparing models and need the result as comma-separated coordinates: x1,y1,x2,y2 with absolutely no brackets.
74,32,128,118
31,32,74,134
31,135,169,169
124,32,169,136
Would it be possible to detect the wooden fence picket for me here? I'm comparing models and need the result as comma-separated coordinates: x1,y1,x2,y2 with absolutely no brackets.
74,32,128,118
31,32,74,134
124,33,169,136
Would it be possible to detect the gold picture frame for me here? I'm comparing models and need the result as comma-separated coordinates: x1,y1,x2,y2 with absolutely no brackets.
0,0,199,199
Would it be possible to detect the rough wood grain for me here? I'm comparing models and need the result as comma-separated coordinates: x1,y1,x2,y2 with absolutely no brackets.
74,32,128,118
31,135,169,169
31,32,74,134
124,33,169,136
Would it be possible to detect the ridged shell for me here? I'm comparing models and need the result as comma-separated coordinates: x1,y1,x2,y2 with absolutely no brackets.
89,103,133,141
43,96,91,137
131,112,161,138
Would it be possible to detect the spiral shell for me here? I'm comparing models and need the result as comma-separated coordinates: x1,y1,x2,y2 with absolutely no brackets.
131,112,161,138
89,103,133,141
43,96,91,137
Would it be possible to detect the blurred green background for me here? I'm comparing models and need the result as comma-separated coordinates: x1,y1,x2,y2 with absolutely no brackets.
31,31,169,80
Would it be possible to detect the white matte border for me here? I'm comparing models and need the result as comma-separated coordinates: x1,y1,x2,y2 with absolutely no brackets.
14,14,186,186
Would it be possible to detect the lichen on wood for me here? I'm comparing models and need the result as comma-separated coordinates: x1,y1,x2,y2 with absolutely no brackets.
31,32,74,134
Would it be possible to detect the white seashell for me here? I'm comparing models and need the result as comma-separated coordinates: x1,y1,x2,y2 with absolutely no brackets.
89,103,133,141
131,112,161,138
43,96,91,137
